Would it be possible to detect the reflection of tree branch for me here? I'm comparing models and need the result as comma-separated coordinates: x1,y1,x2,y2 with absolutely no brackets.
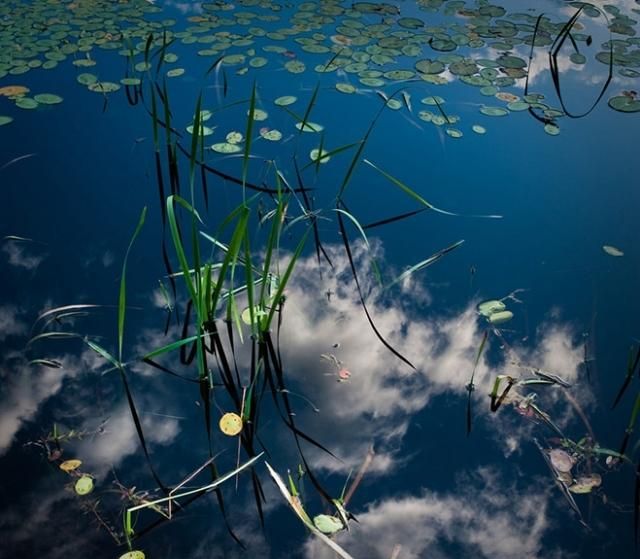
343,445,375,507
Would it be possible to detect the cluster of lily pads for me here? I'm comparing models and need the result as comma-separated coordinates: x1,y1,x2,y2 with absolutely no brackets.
1,0,639,130
478,297,513,325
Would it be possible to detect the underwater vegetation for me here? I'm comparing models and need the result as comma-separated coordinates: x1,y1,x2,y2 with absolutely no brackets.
1,0,640,558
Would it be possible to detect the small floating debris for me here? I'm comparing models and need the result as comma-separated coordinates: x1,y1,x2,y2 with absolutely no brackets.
219,412,243,436
602,245,624,257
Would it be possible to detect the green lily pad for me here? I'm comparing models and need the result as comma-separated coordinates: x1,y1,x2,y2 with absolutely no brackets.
478,300,505,317
295,121,324,133
77,73,98,85
421,95,445,106
0,116,14,126
335,83,356,94
74,475,94,496
88,82,121,93
472,124,486,134
33,93,63,105
226,131,243,144
446,128,463,138
608,95,640,113
274,95,297,106
249,57,268,68
167,68,185,77
118,552,145,559
310,148,330,164
211,142,242,153
186,124,215,136
120,78,141,86
284,60,306,74
250,108,268,121
543,123,560,136
480,106,509,116
15,97,39,109
260,129,282,141
488,310,513,325
313,514,344,535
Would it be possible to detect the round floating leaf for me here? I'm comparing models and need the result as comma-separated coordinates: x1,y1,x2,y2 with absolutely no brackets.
88,82,121,93
260,128,282,141
284,60,305,74
77,73,98,85
15,97,39,109
336,83,356,94
60,459,82,472
0,116,13,126
295,121,324,133
211,142,242,153
167,68,185,77
164,53,178,63
421,95,445,106
480,106,509,116
310,148,330,164
383,69,415,80
250,108,268,121
274,95,297,106
249,57,268,68
120,78,141,86
313,514,344,534
488,310,513,325
570,53,586,65
33,93,62,105
608,95,640,113
75,475,94,496
134,61,151,72
359,77,385,87
0,85,30,97
544,123,560,136
507,101,530,112
603,245,624,256
386,99,402,110
415,59,444,74
478,300,505,317
186,124,214,136
119,552,145,559
549,449,573,473
226,131,243,144
219,412,243,436
222,54,246,65
472,124,486,134
480,85,498,96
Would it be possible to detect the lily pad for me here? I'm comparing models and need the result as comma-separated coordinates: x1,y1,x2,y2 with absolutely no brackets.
15,97,39,109
88,82,121,93
219,412,243,436
608,95,640,113
488,310,513,325
335,83,356,94
310,148,330,164
0,116,13,126
167,68,185,77
186,124,215,136
77,73,98,85
472,124,486,134
118,552,145,559
74,475,94,496
60,459,82,472
274,95,297,106
478,300,505,317
313,514,344,534
250,108,268,121
295,121,324,133
549,449,573,473
480,106,509,117
226,131,243,144
211,142,242,154
260,129,282,141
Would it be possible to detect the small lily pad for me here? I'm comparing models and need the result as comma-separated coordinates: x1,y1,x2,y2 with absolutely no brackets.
478,300,505,317
219,412,243,436
310,148,330,164
274,95,297,106
313,514,344,534
488,310,513,325
260,128,282,141
226,131,243,144
211,142,242,153
0,116,13,126
472,124,486,134
75,475,94,496
118,551,146,559
295,121,324,133
60,459,82,472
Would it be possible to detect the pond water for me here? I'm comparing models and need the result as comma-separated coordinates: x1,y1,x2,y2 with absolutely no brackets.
1,1,639,558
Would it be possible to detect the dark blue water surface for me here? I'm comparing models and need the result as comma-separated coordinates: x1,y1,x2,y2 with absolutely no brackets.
1,1,639,558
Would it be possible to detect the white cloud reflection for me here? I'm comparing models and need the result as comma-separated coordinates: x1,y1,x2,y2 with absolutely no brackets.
276,240,586,474
303,467,559,559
